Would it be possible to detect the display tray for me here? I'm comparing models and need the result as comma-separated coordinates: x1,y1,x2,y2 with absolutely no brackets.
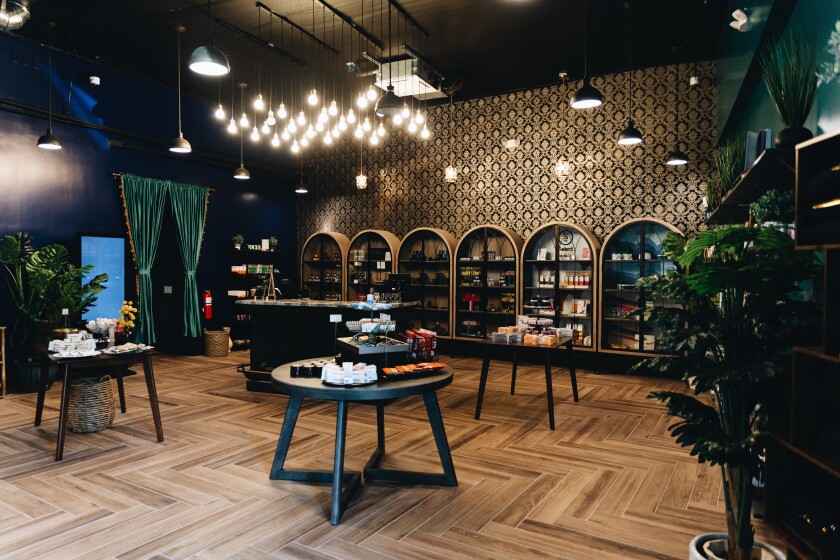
336,336,410,354
380,363,447,382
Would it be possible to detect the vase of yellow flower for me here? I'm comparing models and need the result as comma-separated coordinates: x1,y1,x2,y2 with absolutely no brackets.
114,300,138,344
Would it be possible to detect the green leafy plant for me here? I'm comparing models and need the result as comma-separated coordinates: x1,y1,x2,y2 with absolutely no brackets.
750,189,795,224
760,32,818,128
232,233,245,246
633,226,818,560
714,135,746,200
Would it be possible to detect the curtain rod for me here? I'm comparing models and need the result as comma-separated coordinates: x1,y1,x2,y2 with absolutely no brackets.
112,172,215,192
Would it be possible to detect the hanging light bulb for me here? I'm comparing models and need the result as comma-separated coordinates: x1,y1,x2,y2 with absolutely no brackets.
356,172,367,189
300,136,310,147
277,103,287,119
227,118,237,134
271,132,280,147
555,158,571,177
338,115,348,131
315,121,325,132
215,104,226,120
266,109,276,126
377,121,386,137
366,84,378,101
303,124,313,138
307,88,318,106
240,113,249,127
296,111,306,125
445,165,458,183
354,124,364,139
261,121,271,135
318,107,328,124
414,110,425,124
420,124,430,139
393,114,404,126
323,133,333,145
369,132,379,146
281,128,291,141
362,117,371,132
356,93,368,109
331,125,340,138
288,119,297,134
400,104,410,119
328,100,338,116
253,94,265,111
407,119,418,134
347,109,357,124
291,139,300,153
250,126,260,141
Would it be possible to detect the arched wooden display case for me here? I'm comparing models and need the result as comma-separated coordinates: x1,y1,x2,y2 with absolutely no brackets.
397,227,457,337
453,225,524,340
598,218,682,355
346,229,401,301
522,222,600,351
299,232,351,301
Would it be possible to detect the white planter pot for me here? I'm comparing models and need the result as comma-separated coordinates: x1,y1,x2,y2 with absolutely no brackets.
689,533,786,560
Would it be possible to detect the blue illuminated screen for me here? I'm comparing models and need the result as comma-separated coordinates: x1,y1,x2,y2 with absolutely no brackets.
81,235,125,321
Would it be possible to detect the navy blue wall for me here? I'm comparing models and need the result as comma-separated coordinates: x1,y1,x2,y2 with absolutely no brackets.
0,32,298,349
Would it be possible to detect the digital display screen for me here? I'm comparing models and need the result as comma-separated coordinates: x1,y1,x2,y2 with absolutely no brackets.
80,235,125,321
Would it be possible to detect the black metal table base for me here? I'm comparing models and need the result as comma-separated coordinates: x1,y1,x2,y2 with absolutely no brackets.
270,394,457,525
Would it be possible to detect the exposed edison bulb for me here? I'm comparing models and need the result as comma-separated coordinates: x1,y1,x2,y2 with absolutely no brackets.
261,121,270,134
328,100,338,116
215,104,226,120
240,113,249,127
291,139,300,153
356,93,368,109
376,122,386,138
318,107,328,124
366,84,378,101
288,119,297,133
331,125,340,138
271,133,280,147
362,117,371,132
266,110,276,126
354,124,364,139
281,128,291,141
400,104,410,119
227,118,237,134
420,124,430,139
277,103,287,119
307,89,318,106
300,136,310,148
306,124,316,139
315,121,325,132
338,115,348,131
393,114,403,126
414,110,425,124
347,109,357,124
296,111,306,126
323,133,333,145
369,131,379,146
250,126,260,141
407,119,418,134
253,94,265,111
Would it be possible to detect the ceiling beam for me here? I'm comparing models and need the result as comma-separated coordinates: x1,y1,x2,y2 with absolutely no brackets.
216,18,307,67
316,0,384,51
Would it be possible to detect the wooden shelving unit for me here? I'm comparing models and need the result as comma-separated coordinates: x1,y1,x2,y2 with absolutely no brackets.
705,148,794,225
397,227,456,337
765,130,840,560
345,230,400,301
521,222,600,351
299,232,350,301
453,225,523,341
597,218,681,356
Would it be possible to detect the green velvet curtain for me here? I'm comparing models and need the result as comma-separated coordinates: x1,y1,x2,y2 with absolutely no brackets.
122,174,169,344
169,183,209,338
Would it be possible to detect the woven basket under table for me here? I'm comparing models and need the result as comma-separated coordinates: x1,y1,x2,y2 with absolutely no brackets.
204,328,230,357
67,375,116,433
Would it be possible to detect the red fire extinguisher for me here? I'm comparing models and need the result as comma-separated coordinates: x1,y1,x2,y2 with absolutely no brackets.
202,290,213,319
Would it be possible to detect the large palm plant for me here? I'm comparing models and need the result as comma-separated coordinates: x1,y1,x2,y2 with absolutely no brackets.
634,225,818,560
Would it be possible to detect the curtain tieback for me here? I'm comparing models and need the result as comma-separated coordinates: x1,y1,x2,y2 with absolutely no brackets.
139,269,151,275
185,271,196,276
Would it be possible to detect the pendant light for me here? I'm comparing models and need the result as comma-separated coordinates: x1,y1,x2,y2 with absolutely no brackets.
570,0,603,110
170,26,192,154
666,63,688,166
356,138,367,189
617,4,642,146
295,157,308,193
37,22,62,150
444,92,457,183
189,0,230,76
375,4,401,117
234,83,250,179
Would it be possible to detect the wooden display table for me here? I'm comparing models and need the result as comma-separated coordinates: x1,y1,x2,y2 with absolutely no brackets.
269,358,457,525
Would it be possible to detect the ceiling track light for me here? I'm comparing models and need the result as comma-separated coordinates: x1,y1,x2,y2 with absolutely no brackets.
37,21,61,151
570,0,603,110
170,26,192,154
375,4,402,117
729,8,750,32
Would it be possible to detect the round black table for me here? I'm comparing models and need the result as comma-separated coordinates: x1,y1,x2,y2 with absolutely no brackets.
269,359,458,525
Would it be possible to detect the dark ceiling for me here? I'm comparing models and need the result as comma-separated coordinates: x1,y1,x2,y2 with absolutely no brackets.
15,0,726,104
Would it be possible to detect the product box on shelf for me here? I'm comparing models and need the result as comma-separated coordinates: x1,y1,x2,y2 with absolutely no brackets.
403,329,437,362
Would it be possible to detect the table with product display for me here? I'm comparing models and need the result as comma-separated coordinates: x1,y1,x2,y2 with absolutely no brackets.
474,336,578,430
269,358,457,525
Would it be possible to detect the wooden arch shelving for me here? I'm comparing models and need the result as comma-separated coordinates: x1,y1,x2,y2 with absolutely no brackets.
299,232,351,301
346,229,401,300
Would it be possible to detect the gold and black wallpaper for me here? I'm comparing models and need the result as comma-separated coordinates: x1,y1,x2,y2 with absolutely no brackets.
297,62,715,247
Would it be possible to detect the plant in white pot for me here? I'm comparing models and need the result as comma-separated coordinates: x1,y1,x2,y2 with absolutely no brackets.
633,226,818,560
232,233,244,250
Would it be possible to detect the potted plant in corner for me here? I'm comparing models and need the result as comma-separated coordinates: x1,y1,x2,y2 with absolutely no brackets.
232,233,244,250
760,32,819,147
633,226,818,560
749,189,795,235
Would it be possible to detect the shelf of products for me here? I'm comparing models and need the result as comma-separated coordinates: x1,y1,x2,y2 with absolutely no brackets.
598,218,681,355
705,148,794,225
521,222,600,351
453,225,523,340
299,232,351,301
346,229,401,301
397,227,456,338
226,247,284,349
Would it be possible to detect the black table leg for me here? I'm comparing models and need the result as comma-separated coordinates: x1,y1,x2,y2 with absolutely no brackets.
423,391,458,486
142,354,164,442
116,365,127,413
567,340,579,402
331,400,350,525
544,348,555,430
475,346,491,420
35,361,50,427
55,363,71,461
510,349,518,395
270,394,303,479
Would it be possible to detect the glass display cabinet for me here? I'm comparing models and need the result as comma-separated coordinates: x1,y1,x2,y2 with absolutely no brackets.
346,230,401,301
300,232,350,301
453,225,523,340
522,222,600,351
397,227,456,337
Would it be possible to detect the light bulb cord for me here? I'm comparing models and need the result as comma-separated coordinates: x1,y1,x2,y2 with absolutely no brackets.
176,28,183,135
583,0,588,79
627,4,632,115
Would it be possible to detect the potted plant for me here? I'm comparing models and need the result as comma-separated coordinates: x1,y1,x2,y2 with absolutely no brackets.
232,233,244,250
760,32,819,147
749,189,795,232
633,225,818,560
268,236,278,252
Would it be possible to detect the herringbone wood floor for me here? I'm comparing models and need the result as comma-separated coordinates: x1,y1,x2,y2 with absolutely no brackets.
0,351,780,559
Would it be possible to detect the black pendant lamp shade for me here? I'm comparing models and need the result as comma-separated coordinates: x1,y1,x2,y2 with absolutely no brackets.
37,22,61,150
189,0,230,76
666,147,689,166
37,128,62,150
617,120,643,145
570,77,603,109
666,63,687,166
170,26,192,154
617,3,642,146
375,85,401,117
170,134,192,153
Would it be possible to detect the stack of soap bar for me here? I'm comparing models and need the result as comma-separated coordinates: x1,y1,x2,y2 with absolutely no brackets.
321,362,378,385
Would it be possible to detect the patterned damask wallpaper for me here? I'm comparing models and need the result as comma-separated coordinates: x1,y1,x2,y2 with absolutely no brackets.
297,62,715,248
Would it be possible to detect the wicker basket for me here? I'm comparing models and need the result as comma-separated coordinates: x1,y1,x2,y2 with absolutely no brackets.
67,375,115,433
204,328,230,357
